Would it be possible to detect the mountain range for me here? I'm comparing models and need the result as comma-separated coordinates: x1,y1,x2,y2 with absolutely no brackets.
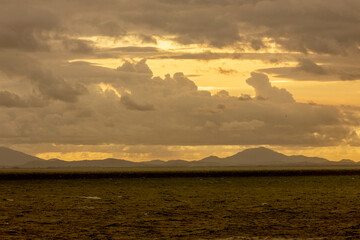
0,146,358,168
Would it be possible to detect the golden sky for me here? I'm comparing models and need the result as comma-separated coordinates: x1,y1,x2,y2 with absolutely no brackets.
0,0,360,161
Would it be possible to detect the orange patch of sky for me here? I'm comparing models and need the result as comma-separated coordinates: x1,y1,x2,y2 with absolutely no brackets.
35,145,360,162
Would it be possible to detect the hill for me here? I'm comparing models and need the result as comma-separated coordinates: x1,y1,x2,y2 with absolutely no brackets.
0,146,44,167
21,158,142,168
198,147,333,166
0,146,358,168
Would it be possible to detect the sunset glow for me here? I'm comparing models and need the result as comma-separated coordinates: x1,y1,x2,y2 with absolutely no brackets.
0,0,359,162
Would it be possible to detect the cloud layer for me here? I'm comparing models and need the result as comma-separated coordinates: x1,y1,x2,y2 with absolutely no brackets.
0,59,358,146
0,0,359,152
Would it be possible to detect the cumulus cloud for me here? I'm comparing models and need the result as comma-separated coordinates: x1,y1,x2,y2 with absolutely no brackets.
246,72,295,102
116,61,136,72
117,59,152,75
0,60,358,147
121,95,156,111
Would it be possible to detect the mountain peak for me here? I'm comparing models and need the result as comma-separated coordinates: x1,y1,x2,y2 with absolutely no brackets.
241,146,277,153
339,159,355,164
232,147,286,158
221,147,289,165
200,155,221,163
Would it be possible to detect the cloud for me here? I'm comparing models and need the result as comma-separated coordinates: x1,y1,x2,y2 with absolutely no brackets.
0,60,357,147
117,59,152,75
238,94,252,101
297,59,326,75
121,95,156,111
110,47,160,53
0,1,359,149
117,61,136,72
62,38,94,54
0,91,44,108
1,0,359,55
0,53,87,103
0,2,60,51
220,120,265,131
0,91,26,107
134,59,153,74
155,52,242,61
236,0,360,55
250,39,265,51
218,67,238,75
260,58,360,81
28,68,87,103
246,72,295,102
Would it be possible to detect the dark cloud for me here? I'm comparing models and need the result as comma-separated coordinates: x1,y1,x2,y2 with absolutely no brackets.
30,69,87,102
236,0,360,55
218,67,238,75
96,21,126,37
62,38,94,54
215,90,230,98
340,73,360,81
0,91,44,108
298,59,326,75
155,52,242,61
110,47,160,53
137,34,158,44
0,2,60,51
0,53,86,103
1,0,359,55
238,94,252,101
250,39,265,51
121,95,156,111
0,91,25,107
260,58,360,81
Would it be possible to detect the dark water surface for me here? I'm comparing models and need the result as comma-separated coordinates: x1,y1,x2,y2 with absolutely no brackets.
1,172,360,239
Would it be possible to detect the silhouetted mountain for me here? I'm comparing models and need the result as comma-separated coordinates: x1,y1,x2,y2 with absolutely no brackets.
198,147,341,166
141,160,166,166
167,160,195,167
337,159,356,165
0,147,44,167
1,146,358,168
213,147,289,166
21,158,142,168
200,155,222,163
288,155,330,165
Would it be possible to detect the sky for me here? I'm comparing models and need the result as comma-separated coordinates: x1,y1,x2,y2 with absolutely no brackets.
0,0,359,161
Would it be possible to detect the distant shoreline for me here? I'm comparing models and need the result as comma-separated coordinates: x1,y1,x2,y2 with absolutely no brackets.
2,168,360,180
